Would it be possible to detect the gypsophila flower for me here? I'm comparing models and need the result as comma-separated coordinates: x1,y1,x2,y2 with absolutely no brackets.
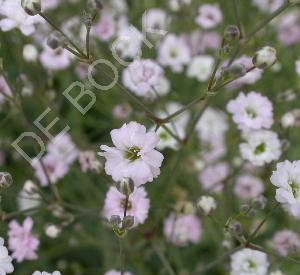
252,0,284,13
103,186,150,227
122,59,164,98
230,248,269,275
164,213,202,246
227,92,274,131
8,217,39,263
239,130,281,166
273,229,300,256
196,107,228,142
253,46,277,69
197,196,217,215
196,4,223,29
45,225,61,239
93,13,116,42
187,55,214,82
100,122,164,186
158,34,191,73
269,271,285,275
23,44,38,62
143,9,169,40
234,175,264,201
0,237,14,274
40,47,73,71
199,162,230,193
32,272,61,275
270,160,300,216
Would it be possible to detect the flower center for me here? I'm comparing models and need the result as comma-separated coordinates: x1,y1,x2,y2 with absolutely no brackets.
126,146,141,161
254,143,265,155
247,259,257,270
160,131,169,140
289,180,300,198
246,108,257,118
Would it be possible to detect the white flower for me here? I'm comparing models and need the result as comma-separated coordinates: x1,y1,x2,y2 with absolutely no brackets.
45,225,61,239
18,180,41,211
143,9,169,40
113,26,143,60
187,55,214,82
270,160,300,217
230,248,269,275
100,121,164,186
168,0,191,11
32,272,61,275
239,130,281,166
196,4,223,29
158,34,191,73
0,237,14,274
253,46,277,69
281,111,296,128
196,107,228,142
270,270,285,275
197,196,217,215
0,0,42,35
23,44,38,62
252,0,284,13
122,59,164,98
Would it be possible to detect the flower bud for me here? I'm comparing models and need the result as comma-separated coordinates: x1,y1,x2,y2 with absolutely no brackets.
175,201,195,215
0,172,13,188
253,46,277,69
115,177,134,196
224,25,240,42
23,180,38,194
247,209,256,217
47,31,68,50
21,0,41,16
228,220,243,236
87,0,103,11
23,44,38,62
240,204,250,213
221,63,246,80
197,196,217,215
45,224,61,238
122,215,134,229
110,215,121,226
252,195,266,210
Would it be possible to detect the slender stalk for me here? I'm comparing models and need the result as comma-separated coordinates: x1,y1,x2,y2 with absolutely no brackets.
231,0,244,38
86,26,91,59
152,244,176,275
39,12,87,59
119,238,125,275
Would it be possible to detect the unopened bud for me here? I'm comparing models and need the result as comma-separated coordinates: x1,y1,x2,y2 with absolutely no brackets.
23,180,38,194
115,177,134,196
253,46,277,69
45,224,61,238
224,25,240,42
110,215,121,226
175,201,195,215
87,0,103,11
229,221,243,236
0,172,13,188
21,0,41,16
247,209,256,217
122,215,134,229
240,204,250,213
222,63,246,80
47,31,68,50
252,195,267,210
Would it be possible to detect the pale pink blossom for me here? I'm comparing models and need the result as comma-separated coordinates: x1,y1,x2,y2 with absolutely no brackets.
103,186,150,227
47,133,78,165
32,154,69,186
196,4,223,29
122,59,164,98
0,237,14,274
273,229,300,256
93,13,116,42
100,122,164,186
8,217,39,263
112,104,132,120
199,162,230,193
78,151,97,172
201,138,226,164
164,213,202,246
40,47,72,71
227,92,274,131
277,11,300,46
252,0,284,13
234,175,264,200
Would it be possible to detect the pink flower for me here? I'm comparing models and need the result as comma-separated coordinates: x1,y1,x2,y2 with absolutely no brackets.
196,4,223,29
78,151,97,172
277,11,300,46
112,104,132,120
103,186,150,227
32,154,69,186
93,13,116,42
40,47,72,71
122,59,164,98
199,162,230,193
201,138,226,164
100,122,164,186
227,92,274,131
273,229,300,256
234,175,264,200
47,133,78,165
164,214,202,246
8,217,39,263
